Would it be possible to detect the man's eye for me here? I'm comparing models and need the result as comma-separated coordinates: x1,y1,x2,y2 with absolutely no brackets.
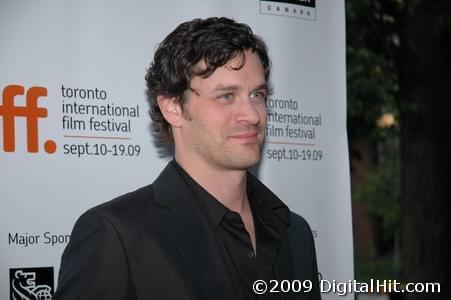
250,91,266,101
218,93,234,101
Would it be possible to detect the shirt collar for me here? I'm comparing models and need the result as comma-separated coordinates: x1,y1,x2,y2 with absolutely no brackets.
170,160,291,231
246,172,291,227
171,160,228,230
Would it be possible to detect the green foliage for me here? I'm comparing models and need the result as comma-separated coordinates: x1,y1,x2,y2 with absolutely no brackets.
352,128,400,281
348,1,451,294
355,255,396,282
353,133,400,246
346,0,401,140
347,0,403,282
347,46,398,139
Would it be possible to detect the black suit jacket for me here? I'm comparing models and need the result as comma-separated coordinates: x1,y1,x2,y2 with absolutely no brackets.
54,163,320,299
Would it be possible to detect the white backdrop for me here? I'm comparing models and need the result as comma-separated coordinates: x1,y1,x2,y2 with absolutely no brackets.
0,0,353,299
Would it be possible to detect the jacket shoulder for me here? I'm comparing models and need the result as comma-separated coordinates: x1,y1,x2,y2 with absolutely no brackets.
70,183,159,246
289,212,314,235
286,212,316,251
55,185,155,299
91,184,155,217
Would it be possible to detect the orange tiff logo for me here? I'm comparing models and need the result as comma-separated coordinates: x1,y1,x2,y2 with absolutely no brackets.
0,85,56,153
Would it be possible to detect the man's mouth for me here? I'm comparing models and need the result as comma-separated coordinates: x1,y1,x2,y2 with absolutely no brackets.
229,131,261,143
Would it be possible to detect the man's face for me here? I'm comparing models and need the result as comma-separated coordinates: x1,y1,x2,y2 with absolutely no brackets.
177,50,268,171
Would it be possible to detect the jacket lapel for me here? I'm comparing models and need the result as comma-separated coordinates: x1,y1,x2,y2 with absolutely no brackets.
151,163,237,298
247,174,295,281
275,221,295,281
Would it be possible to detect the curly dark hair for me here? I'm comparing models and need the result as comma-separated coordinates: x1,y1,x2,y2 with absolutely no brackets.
145,17,271,142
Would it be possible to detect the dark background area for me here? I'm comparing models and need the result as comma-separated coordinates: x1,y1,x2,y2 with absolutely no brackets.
346,0,450,299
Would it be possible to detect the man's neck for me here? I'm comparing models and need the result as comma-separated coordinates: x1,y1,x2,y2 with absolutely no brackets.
174,155,250,214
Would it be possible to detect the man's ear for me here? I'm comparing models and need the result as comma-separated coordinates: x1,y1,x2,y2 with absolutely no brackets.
157,96,183,127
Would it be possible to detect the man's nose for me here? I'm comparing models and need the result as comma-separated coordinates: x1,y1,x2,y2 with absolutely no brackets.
236,97,262,125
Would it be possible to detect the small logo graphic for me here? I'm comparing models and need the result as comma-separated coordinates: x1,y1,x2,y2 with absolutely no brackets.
260,0,317,20
0,85,56,153
9,267,54,300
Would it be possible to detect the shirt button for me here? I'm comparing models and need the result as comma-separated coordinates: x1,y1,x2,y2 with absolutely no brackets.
247,250,255,258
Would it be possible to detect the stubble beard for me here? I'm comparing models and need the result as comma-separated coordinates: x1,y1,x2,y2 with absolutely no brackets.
190,123,265,171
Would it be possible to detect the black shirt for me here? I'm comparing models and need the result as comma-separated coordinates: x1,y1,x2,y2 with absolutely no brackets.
172,160,288,299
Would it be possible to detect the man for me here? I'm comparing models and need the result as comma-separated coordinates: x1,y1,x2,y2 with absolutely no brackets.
54,17,320,299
